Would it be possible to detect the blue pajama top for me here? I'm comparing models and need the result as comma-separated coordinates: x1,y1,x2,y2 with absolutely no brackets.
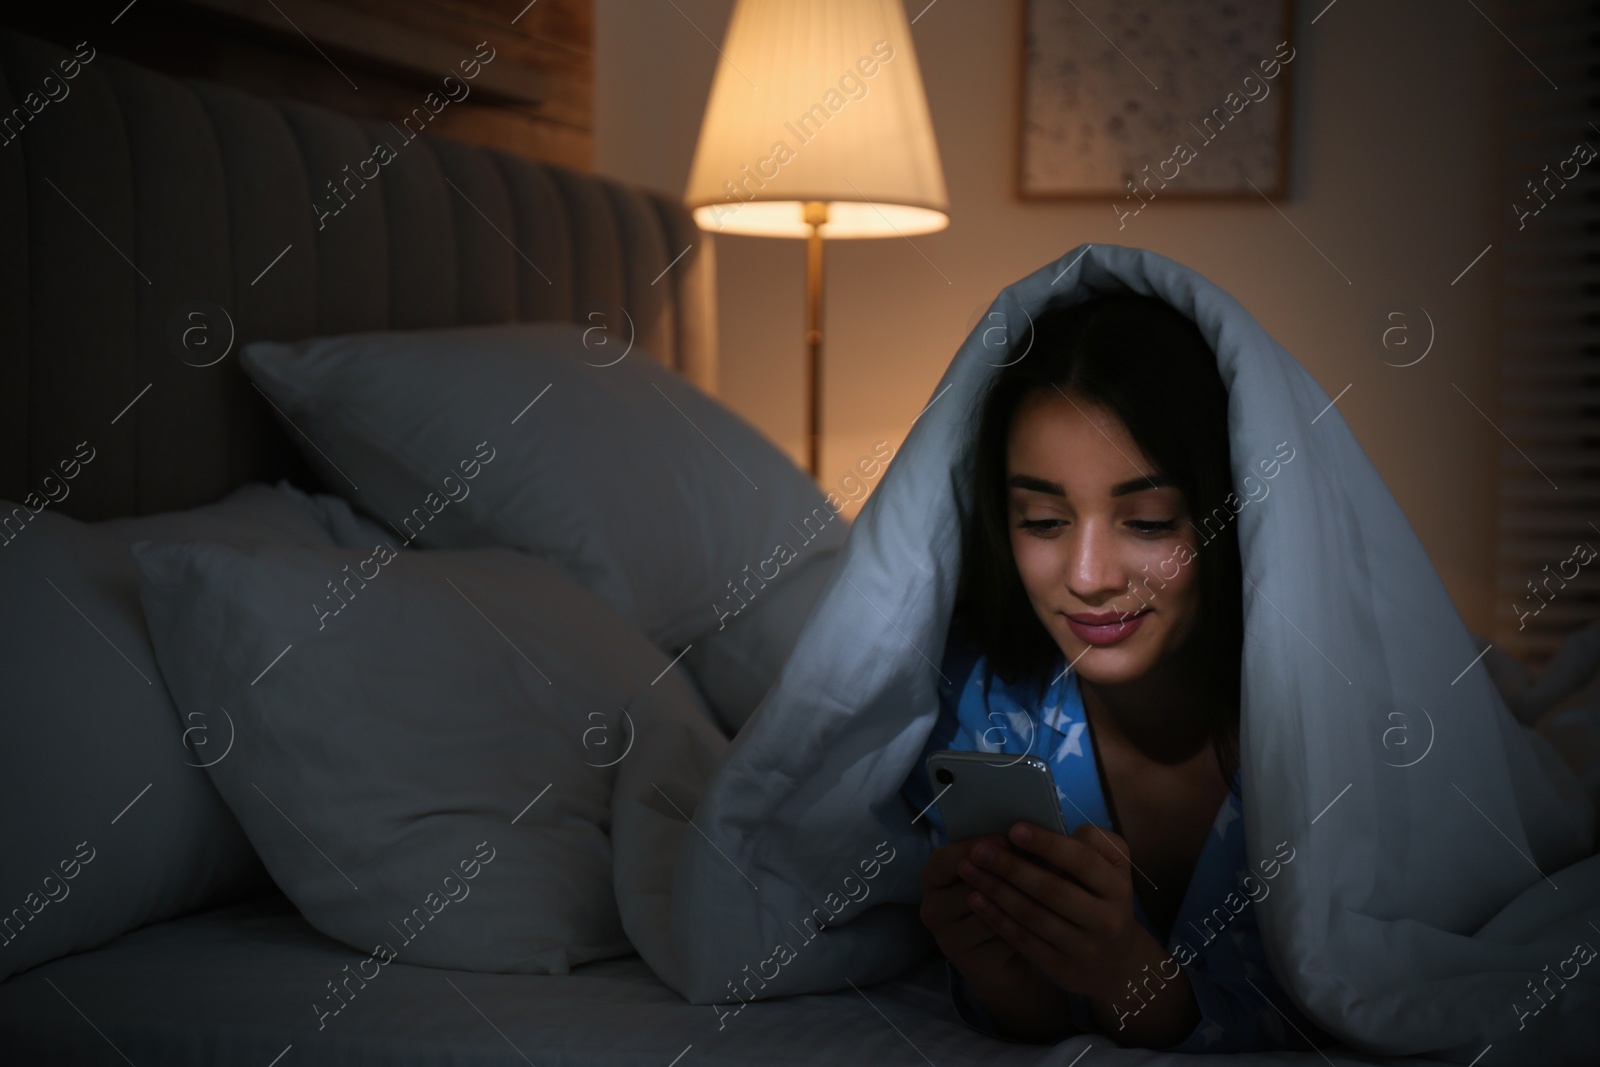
902,623,1324,1053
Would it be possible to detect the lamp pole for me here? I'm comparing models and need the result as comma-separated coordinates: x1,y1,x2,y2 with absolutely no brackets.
804,200,828,479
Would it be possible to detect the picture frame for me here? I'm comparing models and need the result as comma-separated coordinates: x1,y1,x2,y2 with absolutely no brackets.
1018,0,1296,203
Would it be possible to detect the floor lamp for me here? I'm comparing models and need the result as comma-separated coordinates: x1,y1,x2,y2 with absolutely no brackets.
683,0,950,480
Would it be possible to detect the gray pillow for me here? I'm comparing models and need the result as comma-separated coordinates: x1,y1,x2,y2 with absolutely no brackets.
241,323,848,650
269,482,398,551
0,482,352,981
132,537,720,974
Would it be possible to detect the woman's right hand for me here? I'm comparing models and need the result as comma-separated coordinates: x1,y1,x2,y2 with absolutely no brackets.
919,837,1078,1042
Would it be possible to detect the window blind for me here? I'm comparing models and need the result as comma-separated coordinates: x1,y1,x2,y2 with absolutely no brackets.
1492,1,1600,666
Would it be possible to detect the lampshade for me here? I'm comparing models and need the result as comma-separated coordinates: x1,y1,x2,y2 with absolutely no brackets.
684,0,950,239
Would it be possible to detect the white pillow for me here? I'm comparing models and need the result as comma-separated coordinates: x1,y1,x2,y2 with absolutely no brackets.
132,537,722,974
0,482,357,981
241,323,847,650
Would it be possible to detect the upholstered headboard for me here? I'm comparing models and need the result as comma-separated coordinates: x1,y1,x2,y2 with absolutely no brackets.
0,30,717,521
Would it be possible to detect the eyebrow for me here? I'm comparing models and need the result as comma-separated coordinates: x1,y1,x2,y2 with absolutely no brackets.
1008,473,1173,498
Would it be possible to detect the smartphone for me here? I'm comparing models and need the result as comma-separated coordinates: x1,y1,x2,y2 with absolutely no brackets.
925,749,1067,843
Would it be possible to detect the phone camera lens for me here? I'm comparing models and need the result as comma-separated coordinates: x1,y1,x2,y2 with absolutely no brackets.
934,768,954,785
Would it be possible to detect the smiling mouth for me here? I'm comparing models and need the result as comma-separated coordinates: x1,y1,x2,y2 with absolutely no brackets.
1065,608,1150,625
1062,608,1150,646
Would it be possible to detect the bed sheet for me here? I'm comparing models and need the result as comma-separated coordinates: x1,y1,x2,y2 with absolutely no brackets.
0,895,1460,1067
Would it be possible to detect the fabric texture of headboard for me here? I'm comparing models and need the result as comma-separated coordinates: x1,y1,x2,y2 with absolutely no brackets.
0,30,717,521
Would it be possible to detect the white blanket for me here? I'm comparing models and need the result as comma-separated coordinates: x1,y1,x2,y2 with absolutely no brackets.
612,243,1600,1063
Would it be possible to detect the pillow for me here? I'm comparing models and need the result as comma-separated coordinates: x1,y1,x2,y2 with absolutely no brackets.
684,546,844,735
241,323,848,649
132,537,723,974
270,482,398,551
0,482,356,981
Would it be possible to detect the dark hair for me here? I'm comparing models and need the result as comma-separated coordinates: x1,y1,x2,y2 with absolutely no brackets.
954,291,1243,784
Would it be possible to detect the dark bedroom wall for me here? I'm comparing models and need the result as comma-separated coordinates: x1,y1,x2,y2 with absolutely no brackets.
597,0,1512,635
2,0,592,168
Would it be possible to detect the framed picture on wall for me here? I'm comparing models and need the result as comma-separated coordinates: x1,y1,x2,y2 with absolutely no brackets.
1018,0,1296,203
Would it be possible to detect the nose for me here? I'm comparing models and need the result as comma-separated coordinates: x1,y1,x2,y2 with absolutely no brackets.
1063,516,1129,605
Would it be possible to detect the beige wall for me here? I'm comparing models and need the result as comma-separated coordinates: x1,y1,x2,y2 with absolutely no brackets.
596,0,1505,633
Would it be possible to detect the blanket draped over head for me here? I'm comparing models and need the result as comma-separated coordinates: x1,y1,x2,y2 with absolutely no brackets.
612,244,1600,1063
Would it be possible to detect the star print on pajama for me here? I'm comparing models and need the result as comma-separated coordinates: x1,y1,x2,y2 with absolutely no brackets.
902,621,1328,1053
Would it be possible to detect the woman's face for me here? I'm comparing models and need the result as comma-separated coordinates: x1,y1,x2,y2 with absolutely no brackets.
1005,388,1201,686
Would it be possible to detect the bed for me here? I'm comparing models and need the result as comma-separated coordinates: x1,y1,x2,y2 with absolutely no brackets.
2,27,1592,1067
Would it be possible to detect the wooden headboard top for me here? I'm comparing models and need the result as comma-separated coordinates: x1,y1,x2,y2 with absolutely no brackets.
0,29,717,520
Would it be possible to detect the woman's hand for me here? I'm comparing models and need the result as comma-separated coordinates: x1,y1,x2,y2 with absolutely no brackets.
957,822,1141,1001
958,822,1201,1046
919,835,1038,988
918,836,1078,1042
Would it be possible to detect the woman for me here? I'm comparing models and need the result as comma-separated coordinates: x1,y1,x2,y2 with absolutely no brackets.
903,292,1323,1052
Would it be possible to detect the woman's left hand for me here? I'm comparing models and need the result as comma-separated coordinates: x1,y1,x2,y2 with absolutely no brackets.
956,821,1146,1003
